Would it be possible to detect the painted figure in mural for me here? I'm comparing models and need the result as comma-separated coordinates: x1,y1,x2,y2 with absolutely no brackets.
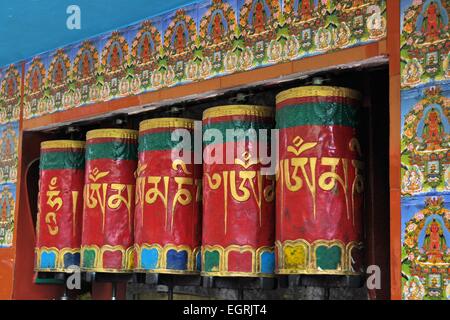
403,277,425,300
422,1,442,42
405,60,422,85
253,1,266,34
7,76,15,98
110,45,121,71
0,188,11,223
423,218,447,263
175,24,186,54
31,68,40,93
422,108,444,150
1,131,12,160
404,169,423,193
353,0,364,7
140,35,151,62
1,197,7,222
212,13,224,44
300,0,313,20
54,61,64,85
82,52,91,78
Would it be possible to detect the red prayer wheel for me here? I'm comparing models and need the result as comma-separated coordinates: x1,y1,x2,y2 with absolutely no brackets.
202,105,276,277
135,118,202,274
35,140,85,272
275,86,364,275
81,129,138,273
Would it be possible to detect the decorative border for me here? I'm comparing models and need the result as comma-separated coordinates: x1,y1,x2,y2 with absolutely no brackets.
35,247,80,273
41,140,85,150
275,239,364,275
203,104,273,119
139,118,195,131
201,244,275,277
80,244,135,273
86,128,138,140
19,0,386,120
135,243,200,274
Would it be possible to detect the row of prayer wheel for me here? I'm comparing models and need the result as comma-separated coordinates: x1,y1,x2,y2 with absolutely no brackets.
35,86,364,277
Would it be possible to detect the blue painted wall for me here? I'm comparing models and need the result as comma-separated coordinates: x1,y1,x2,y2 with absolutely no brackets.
0,0,197,66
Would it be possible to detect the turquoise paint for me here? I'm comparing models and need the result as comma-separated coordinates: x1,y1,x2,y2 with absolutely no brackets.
0,0,198,66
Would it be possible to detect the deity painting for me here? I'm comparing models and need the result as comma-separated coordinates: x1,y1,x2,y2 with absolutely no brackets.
108,43,123,71
30,66,42,93
367,5,386,39
5,75,17,99
299,0,314,20
403,58,423,86
353,15,364,28
418,0,448,42
53,60,66,85
335,23,351,47
213,51,221,63
402,166,424,194
285,37,299,59
0,127,16,161
421,108,444,151
302,29,311,41
427,52,439,66
0,186,13,223
200,58,212,78
174,23,187,54
139,33,153,62
403,277,425,300
80,51,93,78
251,0,268,34
315,28,331,50
422,218,447,263
210,12,226,44
240,48,254,70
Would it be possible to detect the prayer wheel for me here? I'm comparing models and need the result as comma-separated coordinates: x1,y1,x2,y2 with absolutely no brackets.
81,129,138,273
35,140,85,272
135,118,202,274
202,105,276,277
275,86,364,275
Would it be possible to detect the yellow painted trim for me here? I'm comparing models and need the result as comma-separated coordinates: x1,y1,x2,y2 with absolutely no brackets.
139,118,195,131
86,128,138,140
276,86,362,104
203,105,273,120
35,246,81,272
275,238,364,276
202,244,275,276
41,140,85,149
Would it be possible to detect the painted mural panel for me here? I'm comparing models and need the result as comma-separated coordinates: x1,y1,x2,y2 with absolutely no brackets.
0,65,21,124
0,121,19,185
0,63,21,248
401,0,449,88
22,0,387,120
0,183,15,248
401,0,450,300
